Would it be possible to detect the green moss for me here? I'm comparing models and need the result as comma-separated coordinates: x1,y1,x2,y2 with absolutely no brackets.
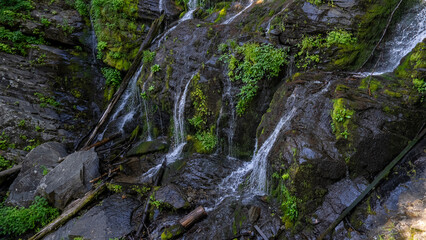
359,76,383,95
331,98,354,140
384,89,402,98
91,0,143,70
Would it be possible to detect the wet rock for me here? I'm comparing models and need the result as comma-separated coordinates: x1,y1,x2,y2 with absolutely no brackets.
7,142,67,207
155,184,190,210
248,206,261,223
36,148,99,210
45,194,139,240
160,224,185,240
127,139,169,157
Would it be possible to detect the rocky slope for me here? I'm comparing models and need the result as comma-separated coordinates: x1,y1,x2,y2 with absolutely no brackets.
0,0,425,239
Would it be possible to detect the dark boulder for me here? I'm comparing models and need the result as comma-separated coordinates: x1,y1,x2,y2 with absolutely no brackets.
36,148,99,210
7,142,67,207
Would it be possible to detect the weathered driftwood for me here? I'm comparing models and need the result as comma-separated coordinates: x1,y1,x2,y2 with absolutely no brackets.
358,0,403,70
317,127,426,240
81,14,165,149
89,167,120,183
0,164,22,185
29,183,106,240
179,206,207,228
254,225,268,240
82,133,121,151
135,157,168,238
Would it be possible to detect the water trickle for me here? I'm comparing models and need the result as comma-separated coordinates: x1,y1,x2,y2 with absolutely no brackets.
159,0,164,13
265,5,288,37
89,1,97,61
223,0,255,25
224,78,236,157
142,82,153,141
98,64,144,139
371,3,426,74
173,76,192,146
155,0,197,48
140,74,193,180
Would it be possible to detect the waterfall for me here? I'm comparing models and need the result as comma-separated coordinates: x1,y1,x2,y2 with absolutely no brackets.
98,64,144,139
372,3,426,74
139,74,193,182
159,0,164,13
173,76,192,147
155,0,197,48
224,77,236,157
265,5,288,38
142,82,153,141
88,0,97,61
223,0,255,25
248,107,297,193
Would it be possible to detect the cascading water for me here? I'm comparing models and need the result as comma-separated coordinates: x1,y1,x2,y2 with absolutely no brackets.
265,5,288,37
369,2,426,74
142,82,153,141
208,81,332,211
223,0,255,25
140,74,193,181
224,77,236,157
155,0,197,48
97,64,144,140
88,0,97,62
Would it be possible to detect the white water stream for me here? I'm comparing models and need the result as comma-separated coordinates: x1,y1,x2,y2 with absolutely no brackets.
223,0,255,25
361,2,426,75
155,0,197,48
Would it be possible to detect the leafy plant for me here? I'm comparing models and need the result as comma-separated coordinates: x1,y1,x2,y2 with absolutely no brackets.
40,17,51,27
106,183,122,193
74,0,88,16
0,196,59,236
18,119,26,128
101,67,122,86
34,92,60,108
195,130,217,152
23,138,40,151
151,64,161,73
225,43,288,116
0,155,13,171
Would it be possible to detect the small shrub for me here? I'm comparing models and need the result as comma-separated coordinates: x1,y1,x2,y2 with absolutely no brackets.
143,50,156,63
0,155,13,171
0,196,59,236
151,64,161,73
101,67,122,86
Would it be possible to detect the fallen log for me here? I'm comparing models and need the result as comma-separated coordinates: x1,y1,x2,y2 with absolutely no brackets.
254,225,268,240
159,206,208,240
179,206,207,228
81,14,165,149
317,127,426,240
89,167,120,183
29,183,106,240
0,164,22,185
82,133,121,151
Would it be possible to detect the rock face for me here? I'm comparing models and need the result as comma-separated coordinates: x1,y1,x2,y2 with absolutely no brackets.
155,184,189,210
7,142,68,207
37,148,99,210
44,194,139,240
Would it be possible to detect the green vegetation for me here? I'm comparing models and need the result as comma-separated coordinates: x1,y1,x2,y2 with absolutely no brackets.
143,50,156,63
0,196,59,236
188,73,218,153
0,0,33,26
223,43,288,116
101,67,122,87
330,98,354,140
91,0,143,70
74,0,88,16
0,27,45,55
23,138,40,151
0,155,13,171
151,64,161,73
34,92,60,108
106,183,122,193
296,29,356,69
0,132,15,150
272,171,299,225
